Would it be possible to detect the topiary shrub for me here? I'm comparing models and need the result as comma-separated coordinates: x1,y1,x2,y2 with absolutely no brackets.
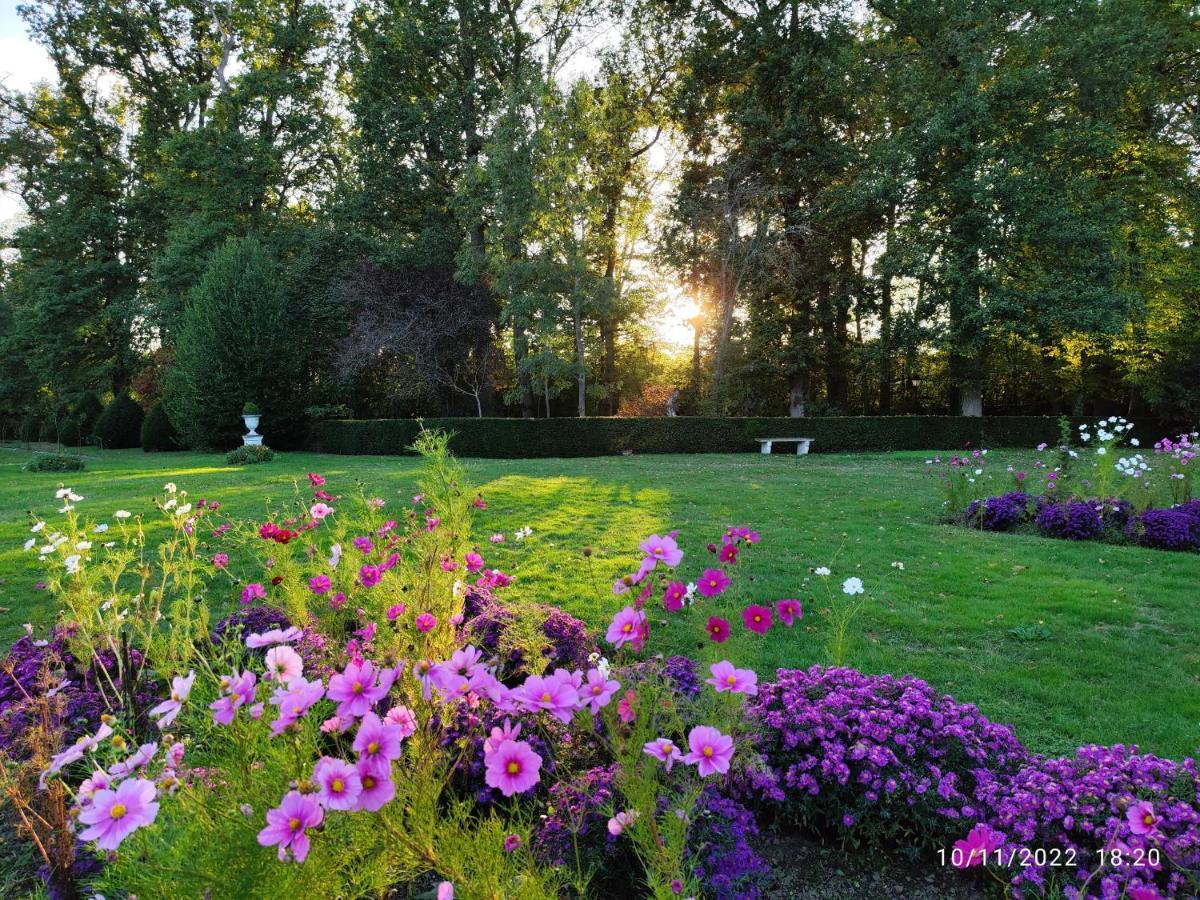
72,391,104,437
23,453,86,472
225,444,275,465
94,395,144,449
140,401,181,452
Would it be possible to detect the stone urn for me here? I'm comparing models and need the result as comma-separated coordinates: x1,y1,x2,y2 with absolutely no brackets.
241,412,263,446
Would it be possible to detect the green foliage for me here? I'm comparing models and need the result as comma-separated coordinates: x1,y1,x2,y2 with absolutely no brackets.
57,416,81,447
17,413,41,443
94,395,144,449
225,444,276,466
242,401,261,415
310,415,1109,458
22,453,86,472
140,401,181,452
163,236,308,450
72,391,104,436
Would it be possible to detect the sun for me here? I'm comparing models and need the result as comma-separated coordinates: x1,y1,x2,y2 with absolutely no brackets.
650,284,701,350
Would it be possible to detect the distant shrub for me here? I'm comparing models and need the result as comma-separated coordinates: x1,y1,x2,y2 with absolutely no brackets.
140,401,181,452
17,413,41,443
94,395,144,449
57,416,81,447
226,444,275,465
72,392,104,436
23,453,86,472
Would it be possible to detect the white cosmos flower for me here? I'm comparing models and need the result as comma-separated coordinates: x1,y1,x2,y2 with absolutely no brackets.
64,554,82,574
93,523,108,533
175,503,192,516
58,504,74,514
103,541,116,548
163,498,177,511
114,510,131,519
1130,438,1139,447
328,543,342,569
842,576,864,595
1096,447,1107,456
75,541,92,551
23,538,36,551
55,488,72,499
30,521,45,533
815,566,831,576
164,482,177,493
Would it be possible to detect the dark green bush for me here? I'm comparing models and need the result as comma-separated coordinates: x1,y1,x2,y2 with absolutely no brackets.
72,391,104,436
226,444,275,465
18,414,41,443
37,418,58,442
94,395,145,449
23,452,86,472
308,415,1108,458
57,416,81,447
141,401,182,452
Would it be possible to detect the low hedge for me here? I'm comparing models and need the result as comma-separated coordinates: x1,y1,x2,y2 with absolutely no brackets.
308,415,1114,458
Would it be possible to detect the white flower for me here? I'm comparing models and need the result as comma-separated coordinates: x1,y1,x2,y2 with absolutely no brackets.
974,468,983,475
103,541,116,548
22,624,32,635
1068,450,1079,459
842,577,864,596
596,656,611,678
814,566,831,576
1096,447,1107,456
891,561,905,570
1130,438,1139,447
93,523,109,533
30,521,45,533
75,540,92,551
55,487,72,499
163,498,177,511
114,510,132,520
588,651,600,664
164,482,177,493
175,503,192,516
68,491,82,502
64,554,82,574
980,449,988,455
1080,433,1090,443
58,504,74,514
328,544,342,569
23,538,36,551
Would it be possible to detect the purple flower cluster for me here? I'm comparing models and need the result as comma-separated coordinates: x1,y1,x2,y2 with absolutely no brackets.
459,589,596,677
532,764,624,869
975,744,1200,898
746,666,1029,849
1136,501,1200,552
688,786,772,900
965,492,1031,531
663,655,703,699
1035,500,1106,541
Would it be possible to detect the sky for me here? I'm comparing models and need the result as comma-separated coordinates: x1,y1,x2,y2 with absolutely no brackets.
0,2,54,227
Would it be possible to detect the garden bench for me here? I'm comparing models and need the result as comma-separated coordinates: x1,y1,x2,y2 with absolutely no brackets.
756,437,814,455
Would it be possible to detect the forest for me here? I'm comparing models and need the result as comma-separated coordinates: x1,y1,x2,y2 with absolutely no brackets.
0,0,1197,446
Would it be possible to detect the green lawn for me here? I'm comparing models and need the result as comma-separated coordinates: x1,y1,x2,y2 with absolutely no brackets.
1,447,1197,760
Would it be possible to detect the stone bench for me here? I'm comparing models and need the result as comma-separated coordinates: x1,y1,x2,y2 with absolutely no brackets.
756,437,814,455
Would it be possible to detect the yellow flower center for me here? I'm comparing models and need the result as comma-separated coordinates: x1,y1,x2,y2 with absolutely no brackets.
368,741,380,755
506,761,520,775
1144,813,1154,825
109,803,127,820
654,548,663,556
662,743,673,754
288,817,302,831
331,778,345,793
352,681,364,694
363,776,376,789
703,746,713,758
540,692,551,703
726,675,736,685
622,623,632,633
754,615,762,623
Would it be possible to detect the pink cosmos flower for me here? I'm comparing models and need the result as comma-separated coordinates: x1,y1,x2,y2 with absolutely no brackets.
464,551,485,572
241,582,266,605
697,568,731,598
437,883,454,900
606,606,646,649
77,777,159,850
307,472,326,487
951,823,1006,868
490,533,505,543
309,502,334,520
425,516,440,531
683,725,734,777
327,659,396,719
258,790,323,862
1127,801,1158,835
355,759,396,811
212,553,229,570
264,645,304,684
107,741,158,778
439,556,459,572
775,598,802,626
581,668,620,714
268,676,326,736
352,536,373,554
78,769,111,804
518,674,579,724
607,809,639,836
41,723,110,784
386,603,406,621
211,671,257,725
662,581,687,612
742,604,773,634
706,617,730,643
484,739,542,796
718,543,739,564
308,574,332,595
617,689,637,724
148,670,196,729
359,564,382,588
705,660,758,696
503,834,521,852
313,756,362,811
643,737,684,772
383,705,417,738
245,626,302,649
639,533,683,568
415,612,437,633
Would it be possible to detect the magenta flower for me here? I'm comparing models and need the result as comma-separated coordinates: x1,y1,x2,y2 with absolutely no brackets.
258,790,323,862
241,582,266,605
327,659,396,719
211,671,257,725
464,551,484,572
212,553,229,569
605,605,646,649
639,533,683,568
683,725,734,777
268,676,326,736
307,472,326,487
148,670,196,729
439,556,459,571
581,668,620,714
718,543,738,564
437,883,454,900
490,533,504,543
484,739,542,797
313,756,362,811
355,759,396,812
617,689,637,724
359,564,382,588
308,574,332,595
503,833,521,852
77,777,159,850
742,604,773,634
697,568,731,598
662,580,686,612
706,616,730,643
775,598,802,627
705,660,758,696
518,674,579,724
643,737,684,772
265,645,304,684
386,603,406,621
951,823,1006,868
1127,800,1158,835
415,612,437,633
352,712,404,772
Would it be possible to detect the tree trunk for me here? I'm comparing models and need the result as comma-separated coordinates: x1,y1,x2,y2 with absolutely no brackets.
789,371,808,417
574,289,586,418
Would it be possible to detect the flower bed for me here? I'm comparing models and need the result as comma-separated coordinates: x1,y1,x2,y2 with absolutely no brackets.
2,431,1197,899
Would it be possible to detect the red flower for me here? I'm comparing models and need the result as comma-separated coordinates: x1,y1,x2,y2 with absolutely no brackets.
706,616,730,643
270,575,284,587
742,604,772,635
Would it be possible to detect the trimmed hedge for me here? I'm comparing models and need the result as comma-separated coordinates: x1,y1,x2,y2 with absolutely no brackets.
95,395,145,449
141,402,182,452
308,416,1109,458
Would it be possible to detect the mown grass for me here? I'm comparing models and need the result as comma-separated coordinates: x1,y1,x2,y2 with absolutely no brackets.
1,446,1197,759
